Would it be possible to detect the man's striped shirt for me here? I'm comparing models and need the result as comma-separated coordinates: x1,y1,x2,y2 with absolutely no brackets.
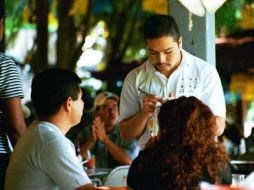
0,52,24,153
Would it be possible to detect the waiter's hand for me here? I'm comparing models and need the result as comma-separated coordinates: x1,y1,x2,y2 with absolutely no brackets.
142,95,163,117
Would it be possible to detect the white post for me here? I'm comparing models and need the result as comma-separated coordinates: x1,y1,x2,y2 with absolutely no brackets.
169,0,216,66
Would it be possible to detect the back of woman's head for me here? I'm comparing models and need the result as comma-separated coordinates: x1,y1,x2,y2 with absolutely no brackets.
154,97,229,189
158,96,216,146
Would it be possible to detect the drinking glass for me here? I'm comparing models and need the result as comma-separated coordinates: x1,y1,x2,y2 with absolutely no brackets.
232,174,245,187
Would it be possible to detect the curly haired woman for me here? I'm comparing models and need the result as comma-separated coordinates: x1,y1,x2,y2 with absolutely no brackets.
127,96,232,190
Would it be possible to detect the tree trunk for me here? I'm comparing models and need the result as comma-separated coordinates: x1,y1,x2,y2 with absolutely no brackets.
32,0,48,73
71,0,93,68
105,0,141,91
56,0,92,71
56,0,77,71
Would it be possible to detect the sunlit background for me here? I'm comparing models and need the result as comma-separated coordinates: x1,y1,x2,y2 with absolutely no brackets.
2,0,254,157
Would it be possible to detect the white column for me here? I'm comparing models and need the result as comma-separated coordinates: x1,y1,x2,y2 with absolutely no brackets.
169,0,216,66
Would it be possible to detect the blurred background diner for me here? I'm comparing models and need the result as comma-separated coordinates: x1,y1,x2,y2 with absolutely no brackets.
77,91,139,168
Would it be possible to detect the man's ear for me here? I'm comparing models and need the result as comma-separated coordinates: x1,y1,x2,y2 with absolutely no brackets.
178,36,183,49
64,97,73,112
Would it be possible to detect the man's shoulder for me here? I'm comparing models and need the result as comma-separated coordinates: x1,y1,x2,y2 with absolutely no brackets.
182,50,216,75
0,53,18,74
126,60,149,76
124,60,152,84
0,52,13,63
0,52,7,59
36,122,67,145
183,49,214,69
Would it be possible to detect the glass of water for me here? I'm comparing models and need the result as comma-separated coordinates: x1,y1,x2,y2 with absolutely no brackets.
232,174,245,187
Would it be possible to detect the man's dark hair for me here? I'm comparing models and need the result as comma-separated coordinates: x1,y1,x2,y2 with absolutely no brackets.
31,68,82,117
0,0,4,19
143,14,181,42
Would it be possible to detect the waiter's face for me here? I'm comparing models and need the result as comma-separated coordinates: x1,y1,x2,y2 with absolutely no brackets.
146,36,182,77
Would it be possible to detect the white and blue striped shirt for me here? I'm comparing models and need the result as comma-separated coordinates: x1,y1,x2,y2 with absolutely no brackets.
0,52,23,153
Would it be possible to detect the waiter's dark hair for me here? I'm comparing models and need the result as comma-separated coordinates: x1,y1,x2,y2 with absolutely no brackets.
143,14,181,42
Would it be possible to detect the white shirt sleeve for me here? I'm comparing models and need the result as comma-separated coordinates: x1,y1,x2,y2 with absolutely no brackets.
201,66,226,118
119,75,141,122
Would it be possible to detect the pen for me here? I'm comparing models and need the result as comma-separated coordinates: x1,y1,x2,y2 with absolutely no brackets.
138,87,150,95
138,87,174,102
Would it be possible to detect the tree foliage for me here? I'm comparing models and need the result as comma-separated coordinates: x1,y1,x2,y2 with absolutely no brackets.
215,0,254,36
4,0,254,88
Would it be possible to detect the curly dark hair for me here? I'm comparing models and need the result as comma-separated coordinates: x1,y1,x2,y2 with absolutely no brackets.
145,96,229,189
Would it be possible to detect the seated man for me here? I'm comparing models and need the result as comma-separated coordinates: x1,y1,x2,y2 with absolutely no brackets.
5,68,101,190
79,92,139,168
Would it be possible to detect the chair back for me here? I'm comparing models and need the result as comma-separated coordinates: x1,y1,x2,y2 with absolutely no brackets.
103,165,130,187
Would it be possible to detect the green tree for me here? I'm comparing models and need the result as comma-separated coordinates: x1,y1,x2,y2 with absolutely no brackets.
56,0,93,71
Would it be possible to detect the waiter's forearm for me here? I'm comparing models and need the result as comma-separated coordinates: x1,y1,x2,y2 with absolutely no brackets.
119,110,149,141
215,116,226,136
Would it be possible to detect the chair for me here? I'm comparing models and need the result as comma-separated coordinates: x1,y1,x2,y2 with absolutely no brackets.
103,165,130,187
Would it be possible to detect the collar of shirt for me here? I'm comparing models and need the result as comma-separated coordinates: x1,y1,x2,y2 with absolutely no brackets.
31,120,64,137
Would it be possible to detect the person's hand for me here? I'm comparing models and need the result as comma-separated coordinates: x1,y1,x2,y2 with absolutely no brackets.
142,95,163,117
90,118,100,143
93,117,107,142
89,127,97,144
